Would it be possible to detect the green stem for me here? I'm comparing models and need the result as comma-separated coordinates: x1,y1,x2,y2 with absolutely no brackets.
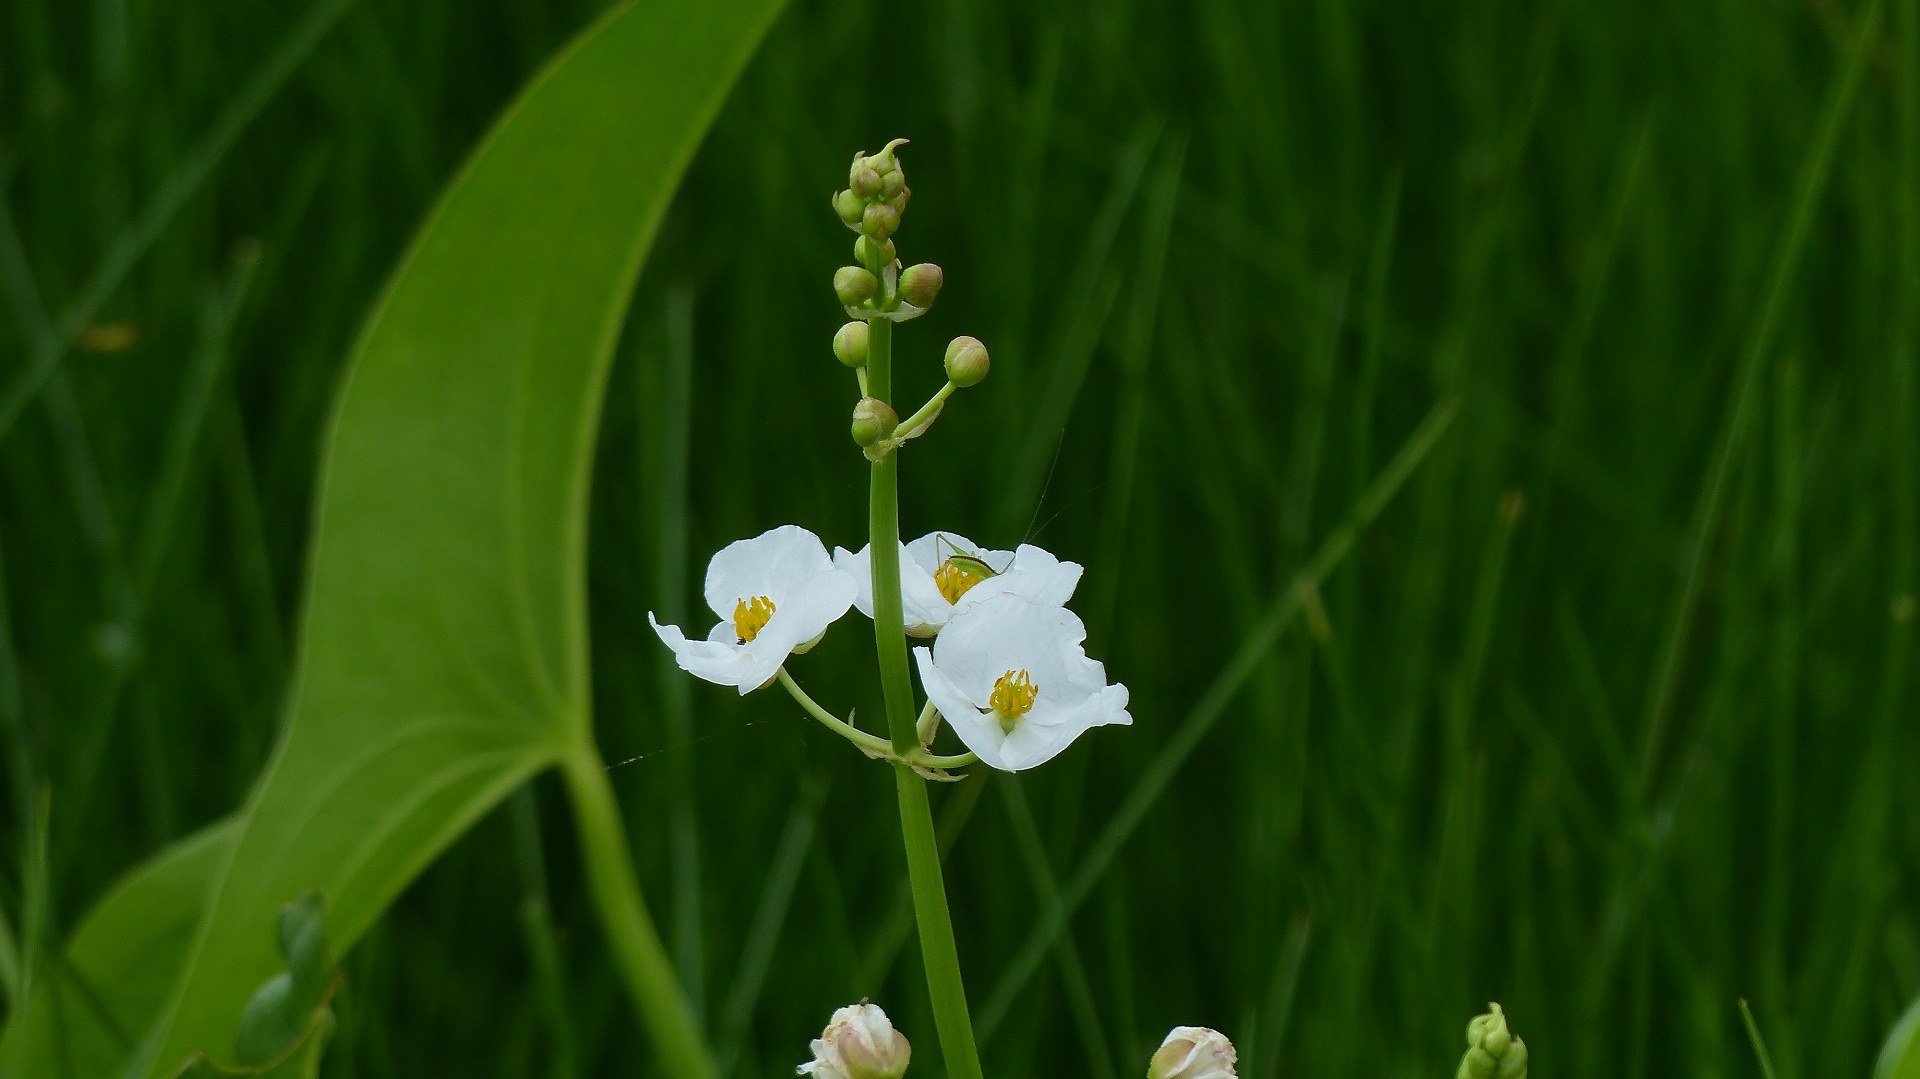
915,698,941,744
866,317,987,1079
891,381,957,440
780,667,894,757
562,744,716,1079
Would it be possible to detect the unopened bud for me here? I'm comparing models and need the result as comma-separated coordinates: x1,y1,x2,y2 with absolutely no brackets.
898,264,943,308
833,189,865,226
1147,1027,1236,1079
880,169,905,200
862,202,901,240
851,398,897,447
798,1002,911,1079
852,167,884,201
833,322,870,368
855,235,896,266
944,336,989,387
1458,1004,1526,1079
834,266,878,307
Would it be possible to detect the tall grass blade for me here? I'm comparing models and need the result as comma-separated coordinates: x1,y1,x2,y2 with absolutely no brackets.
0,0,352,444
978,396,1458,1039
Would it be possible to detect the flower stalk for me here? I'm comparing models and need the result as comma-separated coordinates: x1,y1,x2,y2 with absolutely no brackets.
865,313,988,1079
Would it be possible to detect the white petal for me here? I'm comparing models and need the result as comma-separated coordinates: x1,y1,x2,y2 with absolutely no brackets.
650,613,764,690
915,646,1016,771
1004,544,1083,606
921,595,1128,771
833,545,875,618
704,525,834,620
727,570,855,694
837,540,947,636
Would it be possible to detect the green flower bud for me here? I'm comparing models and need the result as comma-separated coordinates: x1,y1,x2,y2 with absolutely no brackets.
1457,1004,1526,1079
861,202,902,240
851,167,884,201
898,263,943,308
833,322,870,368
855,235,896,266
880,169,906,200
1496,1039,1528,1079
944,336,989,387
869,137,908,172
833,189,865,226
834,266,878,307
851,397,898,447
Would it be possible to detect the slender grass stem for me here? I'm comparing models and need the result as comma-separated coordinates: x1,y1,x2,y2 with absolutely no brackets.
561,744,716,1079
866,317,987,1079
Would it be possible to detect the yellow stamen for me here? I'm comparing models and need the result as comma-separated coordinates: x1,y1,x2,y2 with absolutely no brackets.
733,595,776,644
989,669,1038,731
934,558,990,604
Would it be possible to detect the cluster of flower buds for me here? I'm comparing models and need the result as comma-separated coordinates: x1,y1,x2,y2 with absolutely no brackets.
1456,1003,1528,1079
798,1002,912,1079
830,140,943,322
1148,1027,1237,1079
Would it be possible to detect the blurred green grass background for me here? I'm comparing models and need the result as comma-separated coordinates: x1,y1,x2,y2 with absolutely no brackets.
1,0,1916,1077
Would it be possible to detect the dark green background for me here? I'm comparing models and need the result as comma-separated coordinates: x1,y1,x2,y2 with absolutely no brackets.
1,0,1914,1076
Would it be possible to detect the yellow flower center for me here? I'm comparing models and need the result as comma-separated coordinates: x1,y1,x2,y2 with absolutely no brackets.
989,669,1038,730
732,595,776,644
933,556,992,604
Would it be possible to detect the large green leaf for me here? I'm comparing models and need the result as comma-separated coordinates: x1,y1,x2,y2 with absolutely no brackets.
0,820,237,1077
1876,994,1920,1079
0,1,779,1075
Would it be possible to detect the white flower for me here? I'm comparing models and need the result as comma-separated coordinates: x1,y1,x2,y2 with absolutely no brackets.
1148,1027,1238,1079
797,1002,911,1079
912,594,1129,771
834,532,1082,637
649,525,855,694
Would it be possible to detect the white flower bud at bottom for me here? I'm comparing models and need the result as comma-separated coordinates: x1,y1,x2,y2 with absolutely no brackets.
798,1003,911,1079
1148,1026,1237,1079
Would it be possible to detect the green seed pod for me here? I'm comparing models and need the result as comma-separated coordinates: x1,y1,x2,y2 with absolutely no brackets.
944,336,989,387
851,166,884,201
833,189,865,226
834,266,878,307
899,263,944,308
854,235,896,266
862,202,902,240
833,321,870,368
851,397,898,447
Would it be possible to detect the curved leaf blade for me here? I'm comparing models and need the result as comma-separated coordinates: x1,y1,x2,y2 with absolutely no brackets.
146,0,779,1070
1876,994,1920,1079
0,820,239,1078
0,2,778,1076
